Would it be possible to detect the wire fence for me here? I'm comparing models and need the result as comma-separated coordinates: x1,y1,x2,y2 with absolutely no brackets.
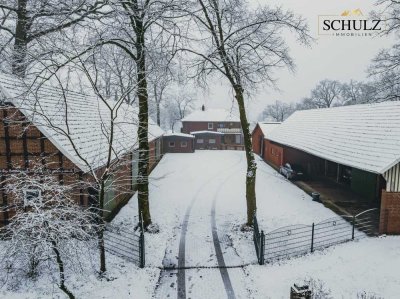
253,208,379,265
104,215,145,268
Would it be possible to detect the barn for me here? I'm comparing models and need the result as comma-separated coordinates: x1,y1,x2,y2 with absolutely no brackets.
0,72,164,226
264,102,400,234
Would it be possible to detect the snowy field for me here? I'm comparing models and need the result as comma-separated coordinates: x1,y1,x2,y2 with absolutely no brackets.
1,151,399,298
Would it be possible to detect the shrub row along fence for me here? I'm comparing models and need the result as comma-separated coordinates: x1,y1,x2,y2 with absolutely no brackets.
253,208,379,265
104,217,145,268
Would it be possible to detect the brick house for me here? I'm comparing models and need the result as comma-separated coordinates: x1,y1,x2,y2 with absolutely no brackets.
181,105,244,150
262,102,400,234
162,133,195,153
0,72,164,226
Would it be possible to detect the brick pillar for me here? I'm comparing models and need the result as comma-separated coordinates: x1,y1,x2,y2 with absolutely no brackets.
380,190,400,235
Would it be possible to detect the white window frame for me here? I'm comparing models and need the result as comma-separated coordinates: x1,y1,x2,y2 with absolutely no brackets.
169,141,175,148
208,122,213,129
23,188,42,207
209,138,216,144
197,139,204,144
181,141,188,148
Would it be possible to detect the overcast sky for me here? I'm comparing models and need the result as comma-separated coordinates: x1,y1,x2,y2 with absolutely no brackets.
198,0,396,121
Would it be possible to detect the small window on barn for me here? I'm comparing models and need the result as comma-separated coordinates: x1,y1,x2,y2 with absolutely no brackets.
208,123,213,129
181,141,188,147
209,139,216,144
23,187,42,207
197,139,204,144
169,142,175,147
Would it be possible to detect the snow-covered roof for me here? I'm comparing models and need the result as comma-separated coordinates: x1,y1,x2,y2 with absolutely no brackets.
163,132,194,138
0,72,164,172
182,108,240,122
257,122,281,136
190,130,224,135
267,102,400,174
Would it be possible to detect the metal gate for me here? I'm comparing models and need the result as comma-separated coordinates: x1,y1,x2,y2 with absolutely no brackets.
254,208,379,265
104,222,145,268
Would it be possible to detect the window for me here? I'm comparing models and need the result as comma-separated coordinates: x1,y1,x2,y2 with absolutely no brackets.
218,123,224,128
197,139,204,144
156,139,161,159
169,141,175,147
181,141,188,147
209,139,216,144
23,188,42,207
208,123,213,129
235,135,241,144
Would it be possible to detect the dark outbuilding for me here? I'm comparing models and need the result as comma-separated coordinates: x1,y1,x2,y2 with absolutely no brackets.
162,133,195,153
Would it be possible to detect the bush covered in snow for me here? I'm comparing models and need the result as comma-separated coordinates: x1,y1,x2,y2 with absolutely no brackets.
303,277,333,299
0,168,99,298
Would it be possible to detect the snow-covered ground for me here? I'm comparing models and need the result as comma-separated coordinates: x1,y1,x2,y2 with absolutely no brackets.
1,151,399,298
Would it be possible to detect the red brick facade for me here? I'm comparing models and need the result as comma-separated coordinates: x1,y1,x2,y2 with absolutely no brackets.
0,105,162,225
264,140,284,167
380,190,400,234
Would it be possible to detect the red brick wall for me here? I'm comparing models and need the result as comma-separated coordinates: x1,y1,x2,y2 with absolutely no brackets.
252,125,263,155
380,190,400,234
264,140,284,167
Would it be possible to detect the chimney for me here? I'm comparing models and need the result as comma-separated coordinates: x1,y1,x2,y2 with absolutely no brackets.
202,104,205,111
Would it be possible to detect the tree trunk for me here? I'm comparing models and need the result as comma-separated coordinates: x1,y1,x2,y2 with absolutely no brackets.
234,86,257,226
12,0,29,77
156,101,161,127
136,26,152,228
98,181,106,274
52,241,75,299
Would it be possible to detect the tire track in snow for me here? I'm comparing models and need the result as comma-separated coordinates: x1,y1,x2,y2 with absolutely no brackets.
211,192,236,299
177,153,244,299
210,154,245,299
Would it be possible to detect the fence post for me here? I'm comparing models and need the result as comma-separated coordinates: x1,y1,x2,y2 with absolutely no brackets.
311,223,315,253
139,230,145,268
139,212,145,268
259,230,265,265
352,215,355,240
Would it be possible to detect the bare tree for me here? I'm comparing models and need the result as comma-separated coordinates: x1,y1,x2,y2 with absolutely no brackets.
307,79,342,108
182,0,311,226
373,0,400,34
0,0,108,77
367,1,400,101
89,45,137,105
0,165,98,299
148,57,173,126
369,44,400,101
259,100,295,122
88,0,183,228
165,88,196,131
340,80,377,105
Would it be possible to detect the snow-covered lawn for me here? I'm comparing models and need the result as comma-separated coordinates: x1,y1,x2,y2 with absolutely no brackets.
1,151,399,298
